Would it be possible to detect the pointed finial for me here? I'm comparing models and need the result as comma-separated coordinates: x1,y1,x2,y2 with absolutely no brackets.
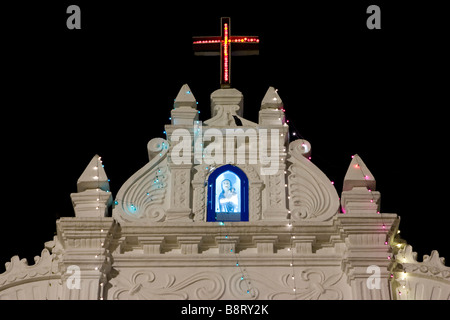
77,154,110,192
173,84,197,109
261,87,283,110
343,154,376,191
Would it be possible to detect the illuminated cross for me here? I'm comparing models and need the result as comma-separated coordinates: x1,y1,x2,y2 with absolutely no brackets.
193,17,259,88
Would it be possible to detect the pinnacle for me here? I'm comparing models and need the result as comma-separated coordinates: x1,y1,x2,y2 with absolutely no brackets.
173,84,197,109
261,86,283,109
343,154,376,192
77,154,110,192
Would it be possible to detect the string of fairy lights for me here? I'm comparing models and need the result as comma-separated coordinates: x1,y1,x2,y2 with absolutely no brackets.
218,221,255,297
89,156,109,300
348,154,408,299
286,212,297,296
287,105,407,299
349,155,389,246
96,156,106,300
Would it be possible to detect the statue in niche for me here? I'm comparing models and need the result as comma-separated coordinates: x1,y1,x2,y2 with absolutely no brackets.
214,171,241,221
207,164,248,222
217,179,239,213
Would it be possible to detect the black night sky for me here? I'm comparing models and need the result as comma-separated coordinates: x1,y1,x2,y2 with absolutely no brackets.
1,1,449,272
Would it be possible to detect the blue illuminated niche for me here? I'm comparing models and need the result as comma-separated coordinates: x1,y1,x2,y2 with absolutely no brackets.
207,164,249,222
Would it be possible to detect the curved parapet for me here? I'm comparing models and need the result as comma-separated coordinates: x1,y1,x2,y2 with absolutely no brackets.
0,247,62,299
392,245,450,299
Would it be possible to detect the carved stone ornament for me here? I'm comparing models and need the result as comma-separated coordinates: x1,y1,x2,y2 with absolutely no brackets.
0,239,63,299
108,268,344,300
229,269,344,300
392,245,450,300
396,245,450,279
110,270,226,300
287,140,340,221
113,138,170,223
0,249,60,288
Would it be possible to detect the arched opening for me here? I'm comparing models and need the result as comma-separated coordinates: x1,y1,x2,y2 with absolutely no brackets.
207,164,249,222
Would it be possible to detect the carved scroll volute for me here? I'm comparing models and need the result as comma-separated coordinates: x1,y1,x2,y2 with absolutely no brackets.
287,140,340,221
113,138,170,224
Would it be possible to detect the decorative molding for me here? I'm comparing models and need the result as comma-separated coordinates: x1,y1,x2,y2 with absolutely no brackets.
229,269,344,300
110,270,226,300
109,268,344,300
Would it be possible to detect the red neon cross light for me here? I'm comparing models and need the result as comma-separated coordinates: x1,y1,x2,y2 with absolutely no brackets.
193,17,259,88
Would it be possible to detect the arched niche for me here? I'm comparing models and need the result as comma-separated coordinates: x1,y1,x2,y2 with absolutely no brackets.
206,164,249,222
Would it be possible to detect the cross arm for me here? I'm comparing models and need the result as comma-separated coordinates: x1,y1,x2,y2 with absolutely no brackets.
193,36,222,56
229,36,259,56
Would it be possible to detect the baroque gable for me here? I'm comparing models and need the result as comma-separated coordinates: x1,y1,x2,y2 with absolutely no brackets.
1,85,449,301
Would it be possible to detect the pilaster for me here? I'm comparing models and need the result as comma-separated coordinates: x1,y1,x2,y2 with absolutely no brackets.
339,213,399,299
166,163,193,221
57,217,116,300
262,165,289,220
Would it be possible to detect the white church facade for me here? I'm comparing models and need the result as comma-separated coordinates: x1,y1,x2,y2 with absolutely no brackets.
1,84,449,300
